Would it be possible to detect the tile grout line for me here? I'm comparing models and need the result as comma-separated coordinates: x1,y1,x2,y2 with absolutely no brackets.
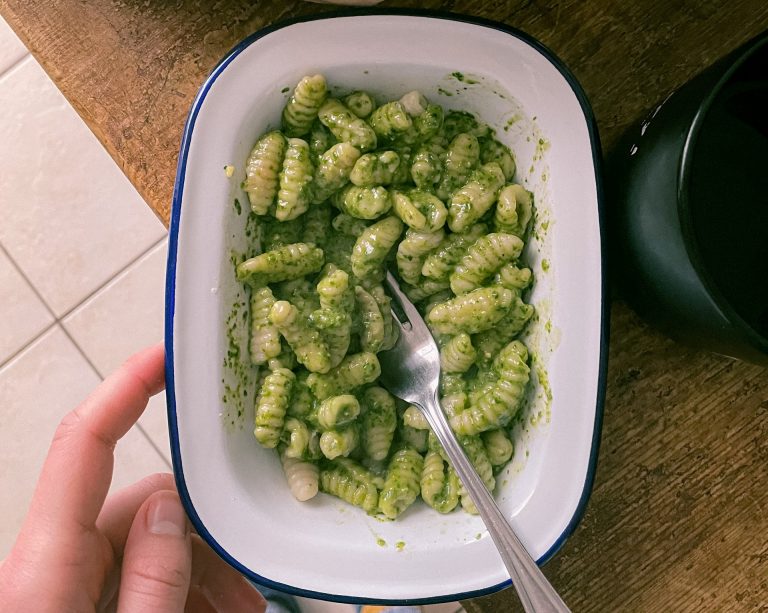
59,325,173,471
0,51,30,82
0,321,58,371
0,236,172,470
57,232,168,322
0,240,58,322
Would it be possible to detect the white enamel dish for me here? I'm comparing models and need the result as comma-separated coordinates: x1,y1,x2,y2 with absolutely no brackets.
166,11,607,604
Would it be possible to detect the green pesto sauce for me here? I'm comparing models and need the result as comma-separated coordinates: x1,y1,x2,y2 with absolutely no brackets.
222,295,250,424
450,71,480,85
281,86,290,94
541,259,550,272
529,352,553,426
475,532,482,540
395,540,406,551
376,537,387,547
228,75,553,517
503,114,523,132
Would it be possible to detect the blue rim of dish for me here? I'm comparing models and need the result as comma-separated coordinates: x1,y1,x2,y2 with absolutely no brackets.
165,7,608,605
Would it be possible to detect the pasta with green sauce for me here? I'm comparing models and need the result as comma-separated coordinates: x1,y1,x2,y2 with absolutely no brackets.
236,75,541,518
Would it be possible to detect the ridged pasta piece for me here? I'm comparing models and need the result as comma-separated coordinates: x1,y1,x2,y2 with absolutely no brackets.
421,223,486,282
301,201,332,247
287,370,313,418
457,435,496,514
269,300,331,374
399,90,428,117
427,286,514,335
319,457,379,513
280,417,311,458
351,216,404,281
354,285,385,353
318,98,377,151
369,101,413,141
391,190,448,232
236,243,324,286
331,213,370,237
493,262,533,292
494,184,533,238
254,367,295,448
282,74,328,137
379,446,424,519
420,450,460,513
333,184,392,219
320,424,359,459
440,333,477,373
412,104,444,142
450,232,525,295
448,162,506,233
312,308,351,369
314,394,360,431
396,228,444,287
317,267,354,311
473,296,535,365
436,133,480,202
450,341,530,435
482,429,514,467
398,424,428,453
249,287,281,365
311,269,354,368
479,137,516,180
312,142,361,203
410,147,442,190
440,392,468,420
344,90,376,118
267,340,297,371
306,352,381,400
349,150,400,186
280,450,319,501
361,386,397,461
402,405,429,430
276,138,314,221
396,91,444,143
244,131,286,214
369,285,399,351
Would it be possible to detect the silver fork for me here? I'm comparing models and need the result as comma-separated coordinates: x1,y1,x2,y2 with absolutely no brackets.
378,272,570,613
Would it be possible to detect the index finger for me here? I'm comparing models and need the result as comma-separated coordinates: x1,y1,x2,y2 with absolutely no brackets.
18,343,165,545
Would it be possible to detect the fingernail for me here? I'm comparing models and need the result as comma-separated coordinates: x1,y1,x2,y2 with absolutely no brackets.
147,492,187,536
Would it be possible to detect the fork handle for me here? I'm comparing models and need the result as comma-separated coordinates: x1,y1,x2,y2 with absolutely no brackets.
420,392,571,613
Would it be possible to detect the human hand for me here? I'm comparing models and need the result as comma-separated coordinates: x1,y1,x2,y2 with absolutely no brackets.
0,344,266,612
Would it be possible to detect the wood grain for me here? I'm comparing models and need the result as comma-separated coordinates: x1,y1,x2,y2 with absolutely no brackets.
1,1,767,610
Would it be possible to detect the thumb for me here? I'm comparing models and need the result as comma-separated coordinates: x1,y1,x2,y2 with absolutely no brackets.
117,490,191,612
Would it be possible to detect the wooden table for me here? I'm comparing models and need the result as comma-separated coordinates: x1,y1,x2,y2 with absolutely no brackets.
3,1,767,610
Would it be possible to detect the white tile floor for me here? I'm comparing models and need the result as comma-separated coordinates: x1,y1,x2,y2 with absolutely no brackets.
0,16,462,613
0,19,169,561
